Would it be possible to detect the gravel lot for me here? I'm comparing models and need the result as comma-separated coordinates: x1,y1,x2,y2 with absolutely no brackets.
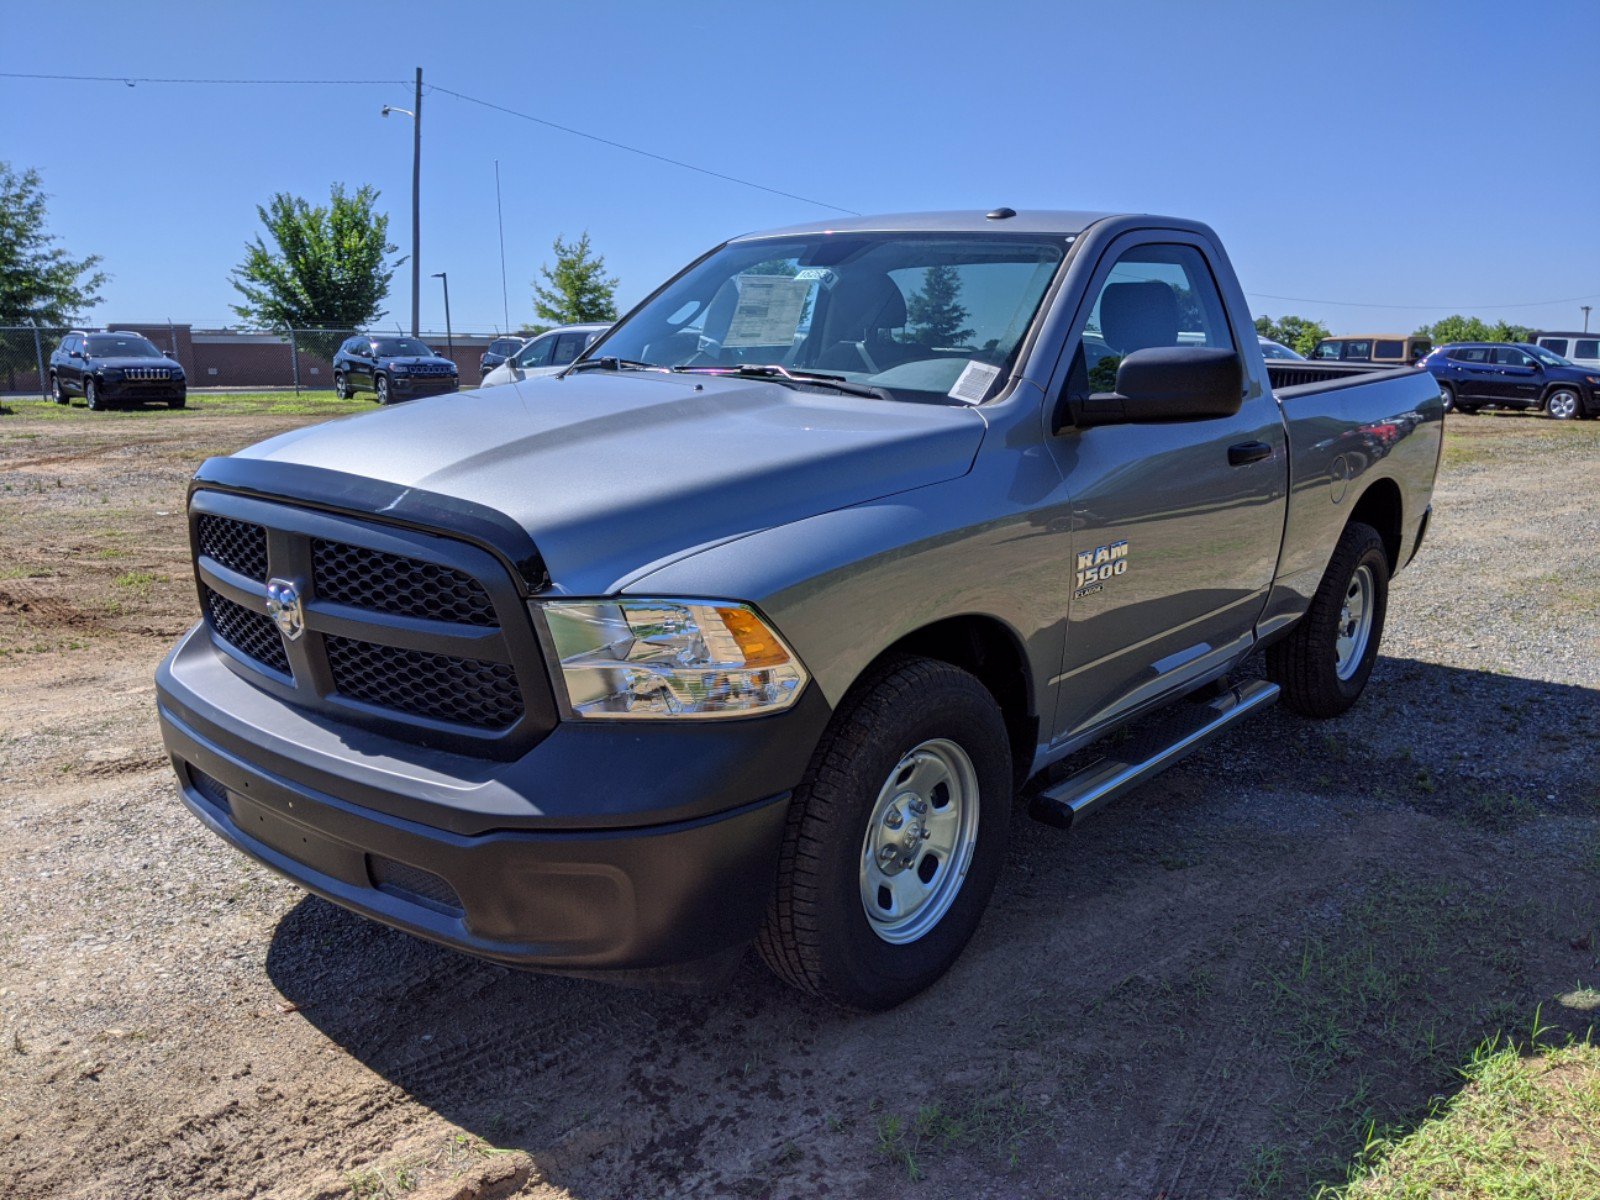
1,399,1597,1199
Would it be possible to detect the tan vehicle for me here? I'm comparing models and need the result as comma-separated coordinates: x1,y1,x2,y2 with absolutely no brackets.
1312,334,1433,365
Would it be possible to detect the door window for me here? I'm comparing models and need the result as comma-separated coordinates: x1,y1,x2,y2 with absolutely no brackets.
1575,340,1598,360
1340,341,1372,361
1452,346,1491,363
551,332,589,364
516,335,556,368
1492,347,1534,367
1070,243,1233,394
1374,339,1405,360
1541,338,1569,356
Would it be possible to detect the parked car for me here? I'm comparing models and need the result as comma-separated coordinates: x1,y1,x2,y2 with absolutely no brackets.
158,208,1442,1010
332,335,459,404
1422,342,1598,419
1528,331,1600,371
49,330,186,411
1311,334,1433,365
478,336,525,380
479,323,609,387
1258,336,1305,360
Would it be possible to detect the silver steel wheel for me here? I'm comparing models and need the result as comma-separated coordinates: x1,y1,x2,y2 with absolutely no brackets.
376,374,390,404
1335,563,1375,681
1547,390,1579,420
859,738,980,945
334,372,349,400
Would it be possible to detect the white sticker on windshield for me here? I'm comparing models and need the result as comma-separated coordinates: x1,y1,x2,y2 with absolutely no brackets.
793,267,838,290
948,360,1001,404
723,276,814,348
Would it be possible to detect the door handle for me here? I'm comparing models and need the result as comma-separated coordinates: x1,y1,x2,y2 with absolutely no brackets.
1228,440,1273,466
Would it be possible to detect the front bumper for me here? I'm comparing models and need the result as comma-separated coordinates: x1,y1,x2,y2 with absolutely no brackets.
102,378,186,401
391,374,458,397
156,625,827,978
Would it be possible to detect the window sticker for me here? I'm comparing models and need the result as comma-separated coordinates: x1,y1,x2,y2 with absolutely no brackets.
948,360,1001,404
723,276,814,348
793,267,839,290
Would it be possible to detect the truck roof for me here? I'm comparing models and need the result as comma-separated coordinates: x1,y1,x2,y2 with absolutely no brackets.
732,209,1121,240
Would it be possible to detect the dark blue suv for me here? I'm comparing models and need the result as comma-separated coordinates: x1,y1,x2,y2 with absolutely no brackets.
1422,342,1598,420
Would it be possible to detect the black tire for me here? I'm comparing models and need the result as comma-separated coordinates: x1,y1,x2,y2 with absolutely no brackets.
51,373,68,404
1545,388,1581,421
334,372,352,400
167,394,186,410
1458,403,1481,415
84,377,105,411
375,373,391,404
1267,521,1389,719
1438,383,1455,413
757,656,1012,1010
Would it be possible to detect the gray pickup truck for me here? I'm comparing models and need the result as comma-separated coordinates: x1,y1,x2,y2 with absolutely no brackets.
157,210,1443,1010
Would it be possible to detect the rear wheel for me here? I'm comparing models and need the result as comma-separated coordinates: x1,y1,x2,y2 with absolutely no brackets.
1546,388,1581,420
51,373,68,404
758,657,1012,1010
334,372,352,400
1267,521,1389,718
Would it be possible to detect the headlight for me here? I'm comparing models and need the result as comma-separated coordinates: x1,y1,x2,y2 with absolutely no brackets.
539,598,807,719
391,363,410,375
1585,376,1600,385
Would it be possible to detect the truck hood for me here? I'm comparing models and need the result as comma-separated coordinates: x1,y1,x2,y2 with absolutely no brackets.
233,371,986,592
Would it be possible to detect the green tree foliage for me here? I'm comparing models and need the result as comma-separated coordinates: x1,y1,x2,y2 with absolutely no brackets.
1415,314,1534,345
904,265,973,347
230,183,399,361
0,162,107,387
1254,314,1331,357
532,232,619,326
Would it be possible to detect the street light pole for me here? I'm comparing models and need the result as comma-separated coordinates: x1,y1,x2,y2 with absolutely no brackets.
432,271,453,361
1583,305,1592,334
494,159,510,334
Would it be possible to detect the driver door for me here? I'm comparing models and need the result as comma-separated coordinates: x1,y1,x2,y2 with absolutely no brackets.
1043,234,1289,743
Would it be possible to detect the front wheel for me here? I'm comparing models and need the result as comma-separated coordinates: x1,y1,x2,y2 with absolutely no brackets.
1438,383,1455,413
84,377,105,411
1267,521,1389,718
1546,389,1581,420
374,373,391,404
758,657,1012,1010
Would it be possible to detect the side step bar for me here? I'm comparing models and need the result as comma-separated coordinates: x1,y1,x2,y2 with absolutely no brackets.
1028,679,1281,829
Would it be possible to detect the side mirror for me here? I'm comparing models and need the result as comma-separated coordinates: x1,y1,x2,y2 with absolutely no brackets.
1067,346,1244,429
69,349,84,359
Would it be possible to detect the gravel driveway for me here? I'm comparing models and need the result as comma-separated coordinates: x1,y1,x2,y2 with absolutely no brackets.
1,403,1596,1200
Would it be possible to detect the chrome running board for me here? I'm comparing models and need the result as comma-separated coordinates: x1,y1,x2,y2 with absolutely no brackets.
1028,679,1280,829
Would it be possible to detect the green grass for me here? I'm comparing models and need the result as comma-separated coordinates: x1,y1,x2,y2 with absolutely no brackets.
1,390,379,420
1323,1034,1600,1199
873,1081,1052,1181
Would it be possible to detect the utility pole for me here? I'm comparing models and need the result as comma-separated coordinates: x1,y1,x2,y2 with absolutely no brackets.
1583,305,1592,334
495,159,510,334
411,66,423,338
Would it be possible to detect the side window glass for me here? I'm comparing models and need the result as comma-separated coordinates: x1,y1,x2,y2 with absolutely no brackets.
1459,347,1490,363
1070,243,1233,394
1542,339,1569,356
1374,339,1404,359
518,335,555,368
1576,340,1599,360
1492,347,1531,367
1341,341,1372,360
1312,342,1341,360
552,332,586,363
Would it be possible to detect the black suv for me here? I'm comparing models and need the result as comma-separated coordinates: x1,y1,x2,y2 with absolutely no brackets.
49,331,187,410
332,335,459,404
478,335,525,379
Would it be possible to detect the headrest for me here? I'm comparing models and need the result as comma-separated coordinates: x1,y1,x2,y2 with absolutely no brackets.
1100,281,1179,354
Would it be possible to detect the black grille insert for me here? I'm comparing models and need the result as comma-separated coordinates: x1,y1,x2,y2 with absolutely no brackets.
312,539,498,627
197,515,269,582
325,635,522,729
188,765,232,814
204,586,291,675
368,855,464,915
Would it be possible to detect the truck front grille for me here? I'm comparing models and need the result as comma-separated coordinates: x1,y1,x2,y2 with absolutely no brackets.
325,635,523,729
197,514,269,581
312,539,496,626
204,585,291,674
124,366,172,382
368,855,464,915
188,491,553,754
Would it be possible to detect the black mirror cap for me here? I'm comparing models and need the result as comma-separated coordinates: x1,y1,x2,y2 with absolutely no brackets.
1071,346,1244,428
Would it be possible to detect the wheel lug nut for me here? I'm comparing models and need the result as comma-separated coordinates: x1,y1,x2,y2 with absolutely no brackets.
909,798,927,815
883,809,903,830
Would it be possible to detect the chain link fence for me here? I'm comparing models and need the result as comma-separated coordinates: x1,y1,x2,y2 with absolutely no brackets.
1,323,514,399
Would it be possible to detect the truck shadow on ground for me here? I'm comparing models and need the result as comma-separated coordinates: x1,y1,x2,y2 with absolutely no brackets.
266,655,1600,1199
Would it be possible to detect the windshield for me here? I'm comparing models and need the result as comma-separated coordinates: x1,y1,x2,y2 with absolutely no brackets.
584,232,1068,403
374,337,434,357
1259,339,1304,360
87,335,163,358
1528,345,1574,368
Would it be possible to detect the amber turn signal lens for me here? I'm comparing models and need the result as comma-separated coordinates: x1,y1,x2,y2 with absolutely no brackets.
716,605,789,668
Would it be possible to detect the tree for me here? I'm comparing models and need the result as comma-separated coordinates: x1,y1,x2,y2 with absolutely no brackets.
532,232,618,326
230,183,399,361
1254,314,1331,357
0,162,107,389
1415,314,1533,345
904,264,973,347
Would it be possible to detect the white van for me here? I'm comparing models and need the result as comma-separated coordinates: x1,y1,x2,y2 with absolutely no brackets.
1531,332,1600,371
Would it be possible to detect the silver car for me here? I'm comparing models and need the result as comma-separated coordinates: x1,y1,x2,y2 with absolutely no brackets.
479,323,610,387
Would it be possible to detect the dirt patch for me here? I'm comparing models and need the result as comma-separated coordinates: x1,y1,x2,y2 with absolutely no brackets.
1,402,1597,1199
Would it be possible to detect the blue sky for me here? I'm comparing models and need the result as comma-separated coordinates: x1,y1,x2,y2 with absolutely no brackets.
7,0,1599,337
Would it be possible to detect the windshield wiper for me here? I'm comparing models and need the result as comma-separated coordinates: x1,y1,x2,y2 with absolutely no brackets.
564,356,665,374
673,363,886,399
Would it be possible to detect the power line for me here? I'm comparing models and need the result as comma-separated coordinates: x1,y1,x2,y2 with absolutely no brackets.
0,69,860,216
427,84,858,216
1248,290,1600,312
